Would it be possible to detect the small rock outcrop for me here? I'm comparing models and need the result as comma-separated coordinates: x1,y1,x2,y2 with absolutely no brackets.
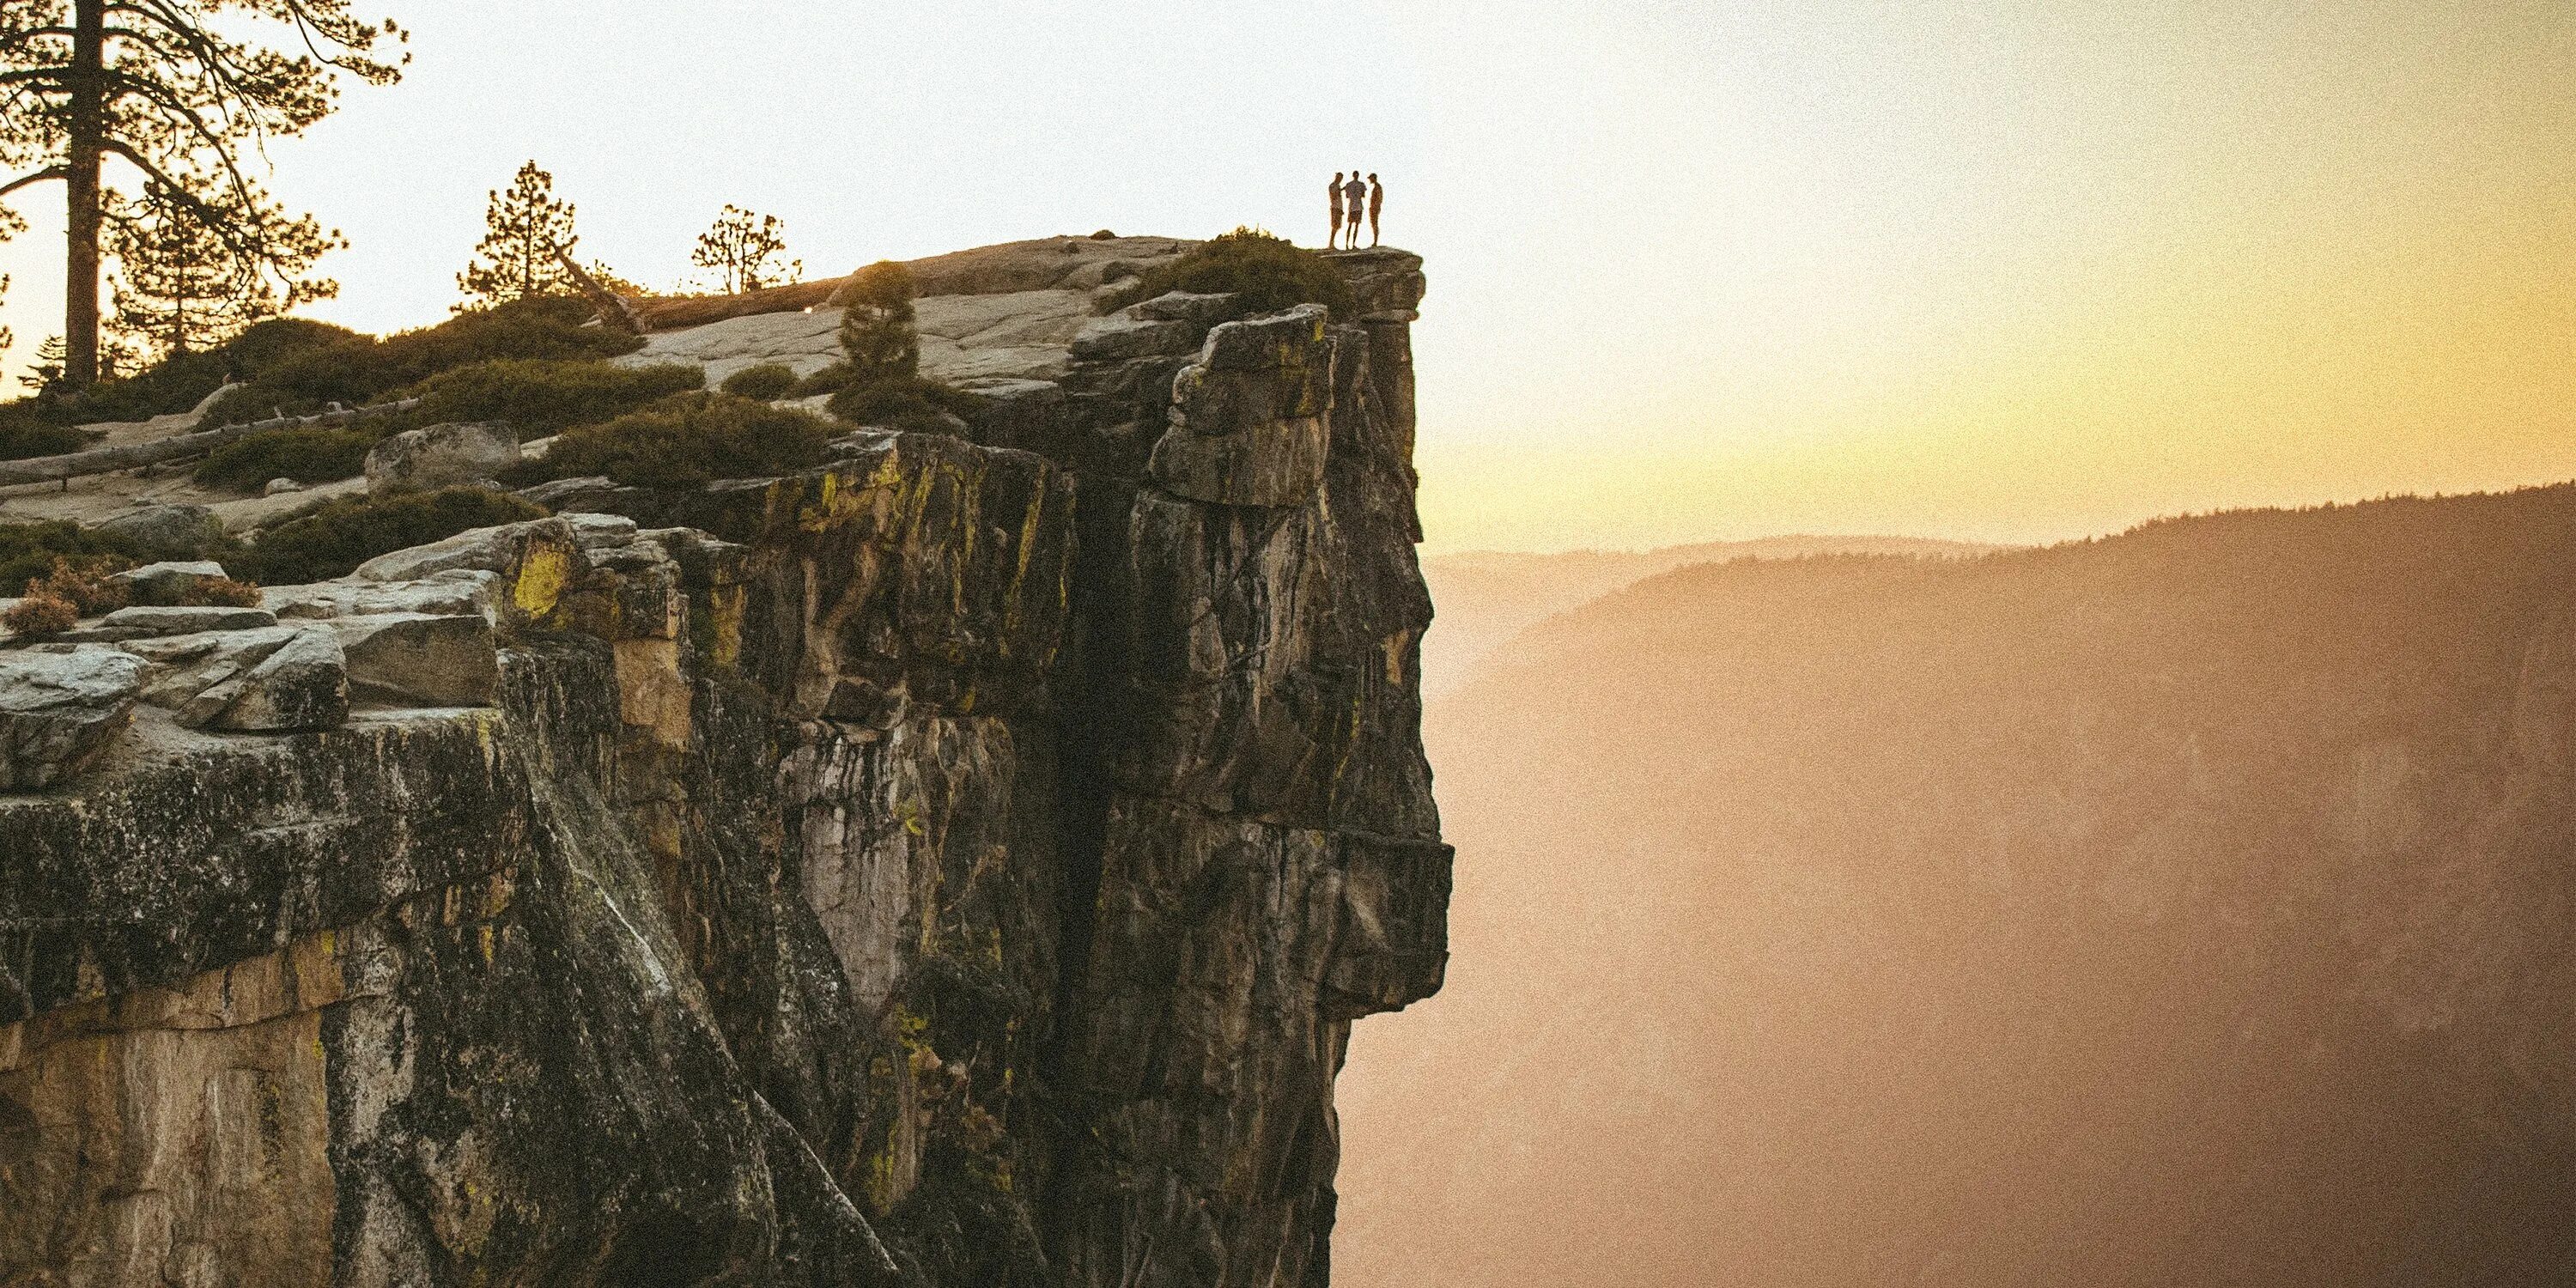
0,647,146,789
0,248,1441,1288
364,419,522,495
1147,305,1334,507
93,502,224,557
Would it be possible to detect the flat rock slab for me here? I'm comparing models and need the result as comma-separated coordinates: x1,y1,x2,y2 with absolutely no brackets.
0,647,147,790
330,613,499,708
123,625,349,732
100,605,279,635
615,287,1099,388
264,572,498,622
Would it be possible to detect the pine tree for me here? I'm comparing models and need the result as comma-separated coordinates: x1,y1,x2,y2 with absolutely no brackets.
691,204,801,295
0,1,404,387
837,260,919,384
19,335,65,394
108,180,337,358
456,161,584,307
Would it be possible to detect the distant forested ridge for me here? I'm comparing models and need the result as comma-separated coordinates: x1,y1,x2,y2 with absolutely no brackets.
1340,484,2576,1288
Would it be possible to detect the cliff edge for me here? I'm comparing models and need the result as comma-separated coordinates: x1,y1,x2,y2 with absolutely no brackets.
0,248,1446,1288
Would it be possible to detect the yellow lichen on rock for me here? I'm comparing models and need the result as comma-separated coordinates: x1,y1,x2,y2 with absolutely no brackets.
512,541,573,618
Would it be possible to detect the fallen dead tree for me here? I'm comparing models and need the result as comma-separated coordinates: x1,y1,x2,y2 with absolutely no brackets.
0,398,423,489
627,276,851,331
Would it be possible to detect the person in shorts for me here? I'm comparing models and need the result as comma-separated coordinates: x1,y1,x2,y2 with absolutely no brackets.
1329,173,1346,249
1342,171,1370,248
1368,173,1384,246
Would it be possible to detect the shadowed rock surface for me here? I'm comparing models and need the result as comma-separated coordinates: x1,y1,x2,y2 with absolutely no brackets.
0,250,1443,1287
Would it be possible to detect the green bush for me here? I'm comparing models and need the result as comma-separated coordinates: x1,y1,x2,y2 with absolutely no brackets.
51,348,232,425
0,409,87,461
233,487,545,586
789,361,854,397
397,359,704,440
0,319,366,440
838,260,920,386
196,427,377,490
208,297,644,426
720,362,800,401
1097,226,1354,319
825,374,985,433
525,392,832,489
0,522,140,594
223,318,367,381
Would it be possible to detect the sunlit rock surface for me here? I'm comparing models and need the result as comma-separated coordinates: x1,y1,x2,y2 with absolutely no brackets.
0,248,1443,1288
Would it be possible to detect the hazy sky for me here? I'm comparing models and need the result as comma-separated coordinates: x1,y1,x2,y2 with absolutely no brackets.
3,0,2570,551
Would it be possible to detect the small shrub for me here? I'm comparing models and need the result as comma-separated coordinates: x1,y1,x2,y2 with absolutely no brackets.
837,260,920,386
18,557,131,617
720,362,799,401
223,318,368,381
3,592,77,637
825,374,985,433
790,361,854,397
0,522,139,594
233,487,545,586
130,573,263,609
0,410,86,461
1097,226,1353,319
185,575,265,607
196,427,376,490
209,297,645,426
397,358,704,440
53,348,231,425
529,392,832,489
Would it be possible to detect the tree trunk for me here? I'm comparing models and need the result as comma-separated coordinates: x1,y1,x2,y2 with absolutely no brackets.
62,0,106,388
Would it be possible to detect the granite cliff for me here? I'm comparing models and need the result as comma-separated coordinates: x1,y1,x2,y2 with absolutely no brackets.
0,247,1446,1287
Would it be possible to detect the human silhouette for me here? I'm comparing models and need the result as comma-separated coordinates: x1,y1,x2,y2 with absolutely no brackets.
1329,172,1345,249
1368,173,1384,247
1341,170,1369,248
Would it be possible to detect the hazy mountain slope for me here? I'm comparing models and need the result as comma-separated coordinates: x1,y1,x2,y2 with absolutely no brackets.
1420,536,2001,696
1337,486,2576,1288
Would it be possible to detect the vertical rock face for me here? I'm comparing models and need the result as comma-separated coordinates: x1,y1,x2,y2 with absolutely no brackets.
0,252,1444,1287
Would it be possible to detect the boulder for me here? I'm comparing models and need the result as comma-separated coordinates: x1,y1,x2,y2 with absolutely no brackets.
100,605,278,635
352,514,638,582
263,570,498,622
110,560,231,602
122,625,349,731
1128,290,1239,327
365,421,520,496
1069,313,1198,363
94,503,224,556
0,647,147,790
1145,306,1334,507
328,613,499,707
1199,303,1330,371
264,477,303,495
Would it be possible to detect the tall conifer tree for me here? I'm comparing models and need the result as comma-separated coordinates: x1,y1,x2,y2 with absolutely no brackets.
0,0,405,387
456,161,582,307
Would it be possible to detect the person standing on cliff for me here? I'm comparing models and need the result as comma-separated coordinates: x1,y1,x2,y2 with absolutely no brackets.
1329,172,1346,249
1368,173,1384,246
1342,170,1370,248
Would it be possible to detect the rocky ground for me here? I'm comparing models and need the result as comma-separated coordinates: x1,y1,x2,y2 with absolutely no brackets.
0,245,1444,1288
0,235,1194,534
